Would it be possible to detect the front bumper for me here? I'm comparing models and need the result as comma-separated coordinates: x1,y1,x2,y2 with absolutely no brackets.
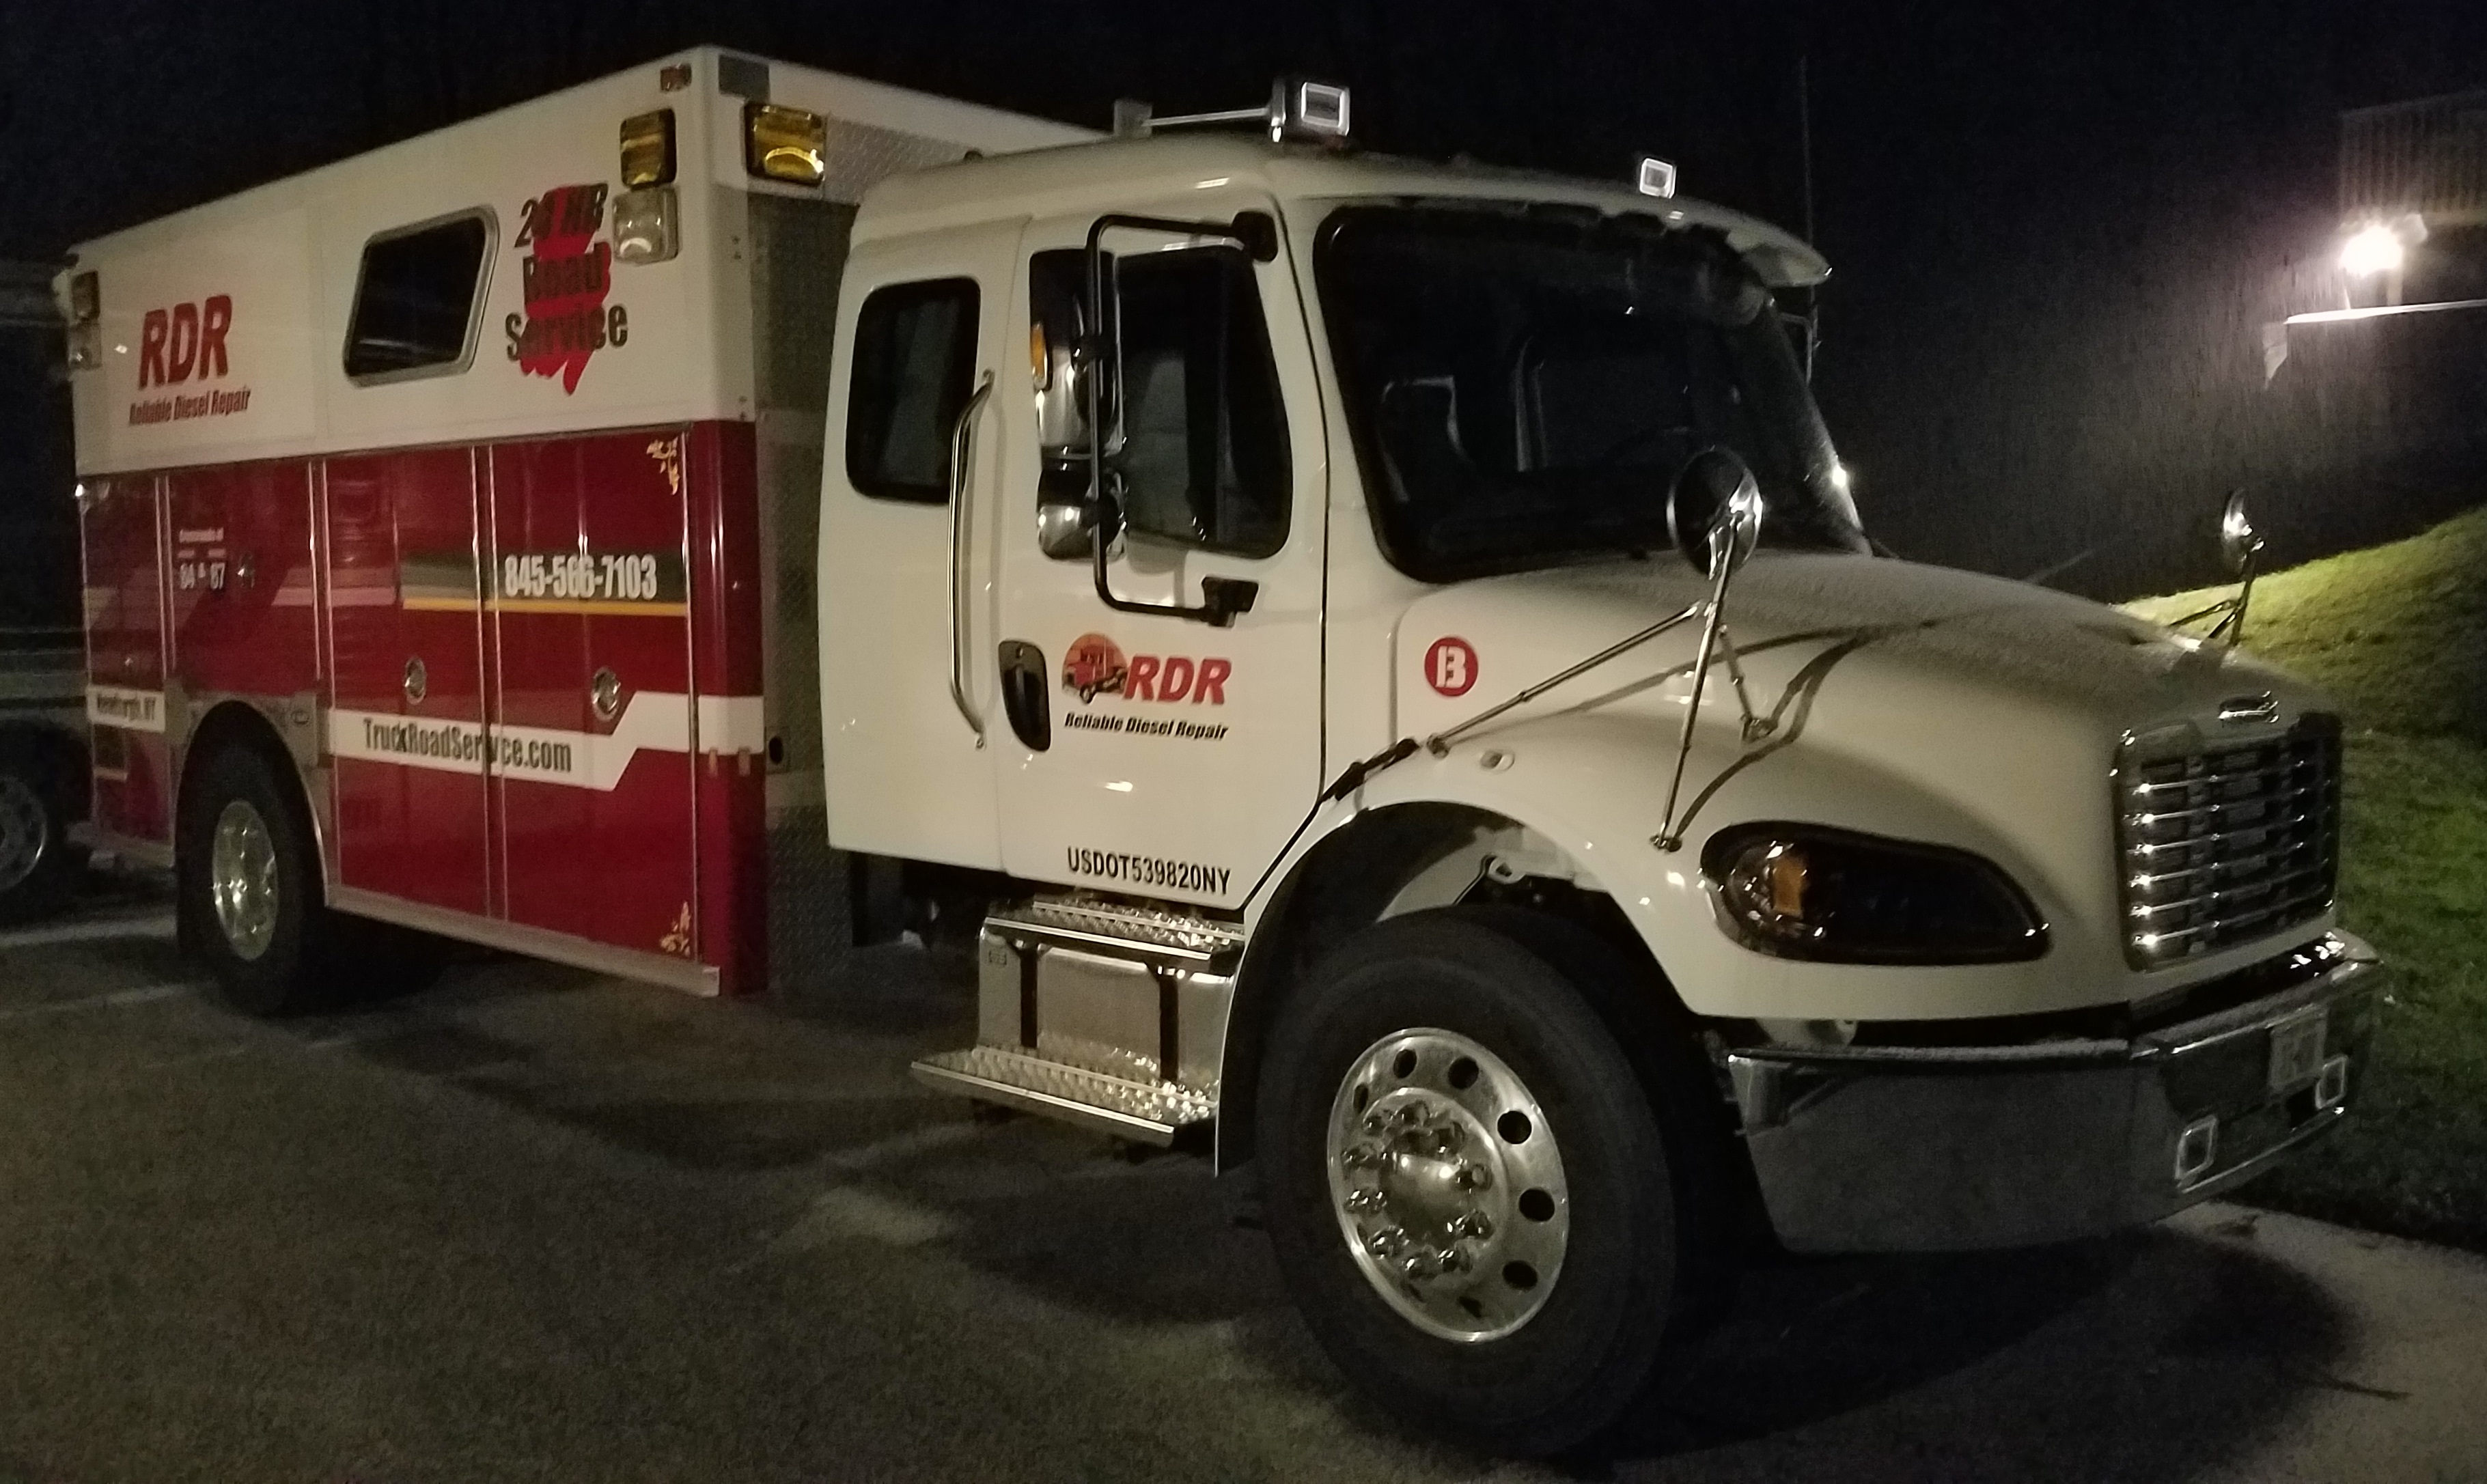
1727,932,2381,1252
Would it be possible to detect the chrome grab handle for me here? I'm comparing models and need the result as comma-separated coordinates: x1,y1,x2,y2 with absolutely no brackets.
947,372,996,746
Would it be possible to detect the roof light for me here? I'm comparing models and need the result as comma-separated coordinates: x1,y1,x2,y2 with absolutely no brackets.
612,186,678,264
745,102,826,186
2340,213,2427,278
2340,223,2402,277
1122,76,1352,145
1273,78,1350,143
1637,156,1678,199
68,270,99,324
620,109,676,188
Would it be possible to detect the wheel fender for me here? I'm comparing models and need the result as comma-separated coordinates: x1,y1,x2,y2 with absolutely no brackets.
178,701,330,894
1219,730,1696,1172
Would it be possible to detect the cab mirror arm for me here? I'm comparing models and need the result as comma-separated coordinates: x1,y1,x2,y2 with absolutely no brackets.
1081,478,1255,629
1083,210,1275,629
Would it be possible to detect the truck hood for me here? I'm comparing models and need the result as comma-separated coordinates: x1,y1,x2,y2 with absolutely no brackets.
1384,551,2335,1016
1393,550,2311,739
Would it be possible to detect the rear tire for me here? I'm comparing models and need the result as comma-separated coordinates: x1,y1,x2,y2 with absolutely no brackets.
0,734,85,927
178,743,337,1016
1257,907,1719,1455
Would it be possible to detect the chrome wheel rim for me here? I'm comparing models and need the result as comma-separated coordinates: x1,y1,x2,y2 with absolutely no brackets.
1326,1028,1571,1342
0,774,46,893
209,798,279,961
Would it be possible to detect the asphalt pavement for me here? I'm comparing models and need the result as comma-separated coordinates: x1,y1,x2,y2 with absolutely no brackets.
3,880,2483,1483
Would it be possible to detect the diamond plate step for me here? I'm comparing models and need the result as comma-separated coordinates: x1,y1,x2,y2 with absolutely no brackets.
911,1045,1217,1147
984,897,1244,970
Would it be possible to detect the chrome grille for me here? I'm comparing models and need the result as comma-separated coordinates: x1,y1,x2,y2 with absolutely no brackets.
2116,715,2342,968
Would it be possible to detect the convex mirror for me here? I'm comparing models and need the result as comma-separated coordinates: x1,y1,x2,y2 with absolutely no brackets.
1037,480,1101,561
1667,447,1765,578
2219,489,2263,577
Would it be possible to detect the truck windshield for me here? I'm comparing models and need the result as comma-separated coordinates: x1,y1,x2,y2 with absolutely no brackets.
1315,204,1867,582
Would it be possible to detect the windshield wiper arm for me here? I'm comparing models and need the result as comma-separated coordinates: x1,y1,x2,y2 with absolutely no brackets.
1422,602,1706,757
1317,599,1712,812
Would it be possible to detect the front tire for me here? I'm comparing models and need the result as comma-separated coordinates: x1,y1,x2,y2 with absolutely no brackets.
1258,907,1712,1455
178,743,337,1016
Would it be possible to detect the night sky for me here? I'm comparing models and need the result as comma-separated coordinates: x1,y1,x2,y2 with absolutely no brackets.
3,0,2482,626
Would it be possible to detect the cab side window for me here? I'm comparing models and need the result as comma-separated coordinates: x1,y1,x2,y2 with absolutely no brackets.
846,278,981,503
1031,248,1290,558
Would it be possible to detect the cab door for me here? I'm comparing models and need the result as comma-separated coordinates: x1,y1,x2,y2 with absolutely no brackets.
987,201,1326,910
818,222,1021,870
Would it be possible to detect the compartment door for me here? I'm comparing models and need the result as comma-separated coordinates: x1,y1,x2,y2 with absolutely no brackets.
79,475,172,842
486,430,699,962
323,449,491,916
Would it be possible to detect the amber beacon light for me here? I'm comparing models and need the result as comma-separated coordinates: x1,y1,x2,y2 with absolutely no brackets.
745,102,829,186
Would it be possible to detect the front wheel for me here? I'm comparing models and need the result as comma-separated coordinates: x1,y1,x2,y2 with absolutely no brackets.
1258,907,1712,1455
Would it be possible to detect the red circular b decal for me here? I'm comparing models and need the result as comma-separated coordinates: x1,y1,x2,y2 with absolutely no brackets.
1425,636,1478,697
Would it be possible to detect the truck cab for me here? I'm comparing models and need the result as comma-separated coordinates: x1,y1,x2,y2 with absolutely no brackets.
824,121,2376,1449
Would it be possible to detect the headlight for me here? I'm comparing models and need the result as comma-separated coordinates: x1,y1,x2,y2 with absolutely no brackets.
1701,824,2047,964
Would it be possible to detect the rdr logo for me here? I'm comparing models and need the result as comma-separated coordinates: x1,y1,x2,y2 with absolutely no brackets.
1061,632,1231,705
137,296,232,387
505,182,628,394
126,294,253,427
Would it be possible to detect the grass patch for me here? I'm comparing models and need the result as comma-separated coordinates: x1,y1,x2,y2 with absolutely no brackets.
2130,507,2487,1249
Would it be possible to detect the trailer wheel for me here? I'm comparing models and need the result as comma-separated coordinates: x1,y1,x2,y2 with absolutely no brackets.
1257,906,1705,1455
178,744,336,1016
0,736,84,926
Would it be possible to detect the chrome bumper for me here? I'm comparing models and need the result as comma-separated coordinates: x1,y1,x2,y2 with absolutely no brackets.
1727,933,2381,1252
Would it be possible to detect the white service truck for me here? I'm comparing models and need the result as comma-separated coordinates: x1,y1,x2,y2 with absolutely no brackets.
59,50,2378,1452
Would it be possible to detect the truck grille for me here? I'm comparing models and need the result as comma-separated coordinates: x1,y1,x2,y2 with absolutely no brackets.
2116,714,2342,969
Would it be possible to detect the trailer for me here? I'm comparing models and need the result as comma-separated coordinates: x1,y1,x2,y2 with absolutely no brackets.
59,49,2382,1453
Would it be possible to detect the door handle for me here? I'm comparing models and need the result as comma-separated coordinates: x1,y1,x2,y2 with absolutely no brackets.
947,371,995,747
997,640,1050,753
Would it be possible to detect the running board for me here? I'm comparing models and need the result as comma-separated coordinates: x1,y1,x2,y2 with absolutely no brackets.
909,895,1239,1145
911,1046,1215,1146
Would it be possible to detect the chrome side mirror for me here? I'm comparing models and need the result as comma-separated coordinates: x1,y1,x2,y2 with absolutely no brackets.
2219,489,2264,578
2169,488,2266,647
1036,488,1096,561
1667,447,1765,578
1031,316,1091,457
1654,448,1772,852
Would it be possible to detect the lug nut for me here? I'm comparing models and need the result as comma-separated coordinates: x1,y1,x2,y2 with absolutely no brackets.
1400,1248,1460,1281
1366,1227,1408,1257
1454,1162,1492,1192
1451,1212,1493,1240
1362,1112,1388,1136
1344,1188,1387,1215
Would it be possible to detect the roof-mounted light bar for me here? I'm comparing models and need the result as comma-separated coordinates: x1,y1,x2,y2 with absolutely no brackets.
1112,76,1352,145
1637,155,1678,199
